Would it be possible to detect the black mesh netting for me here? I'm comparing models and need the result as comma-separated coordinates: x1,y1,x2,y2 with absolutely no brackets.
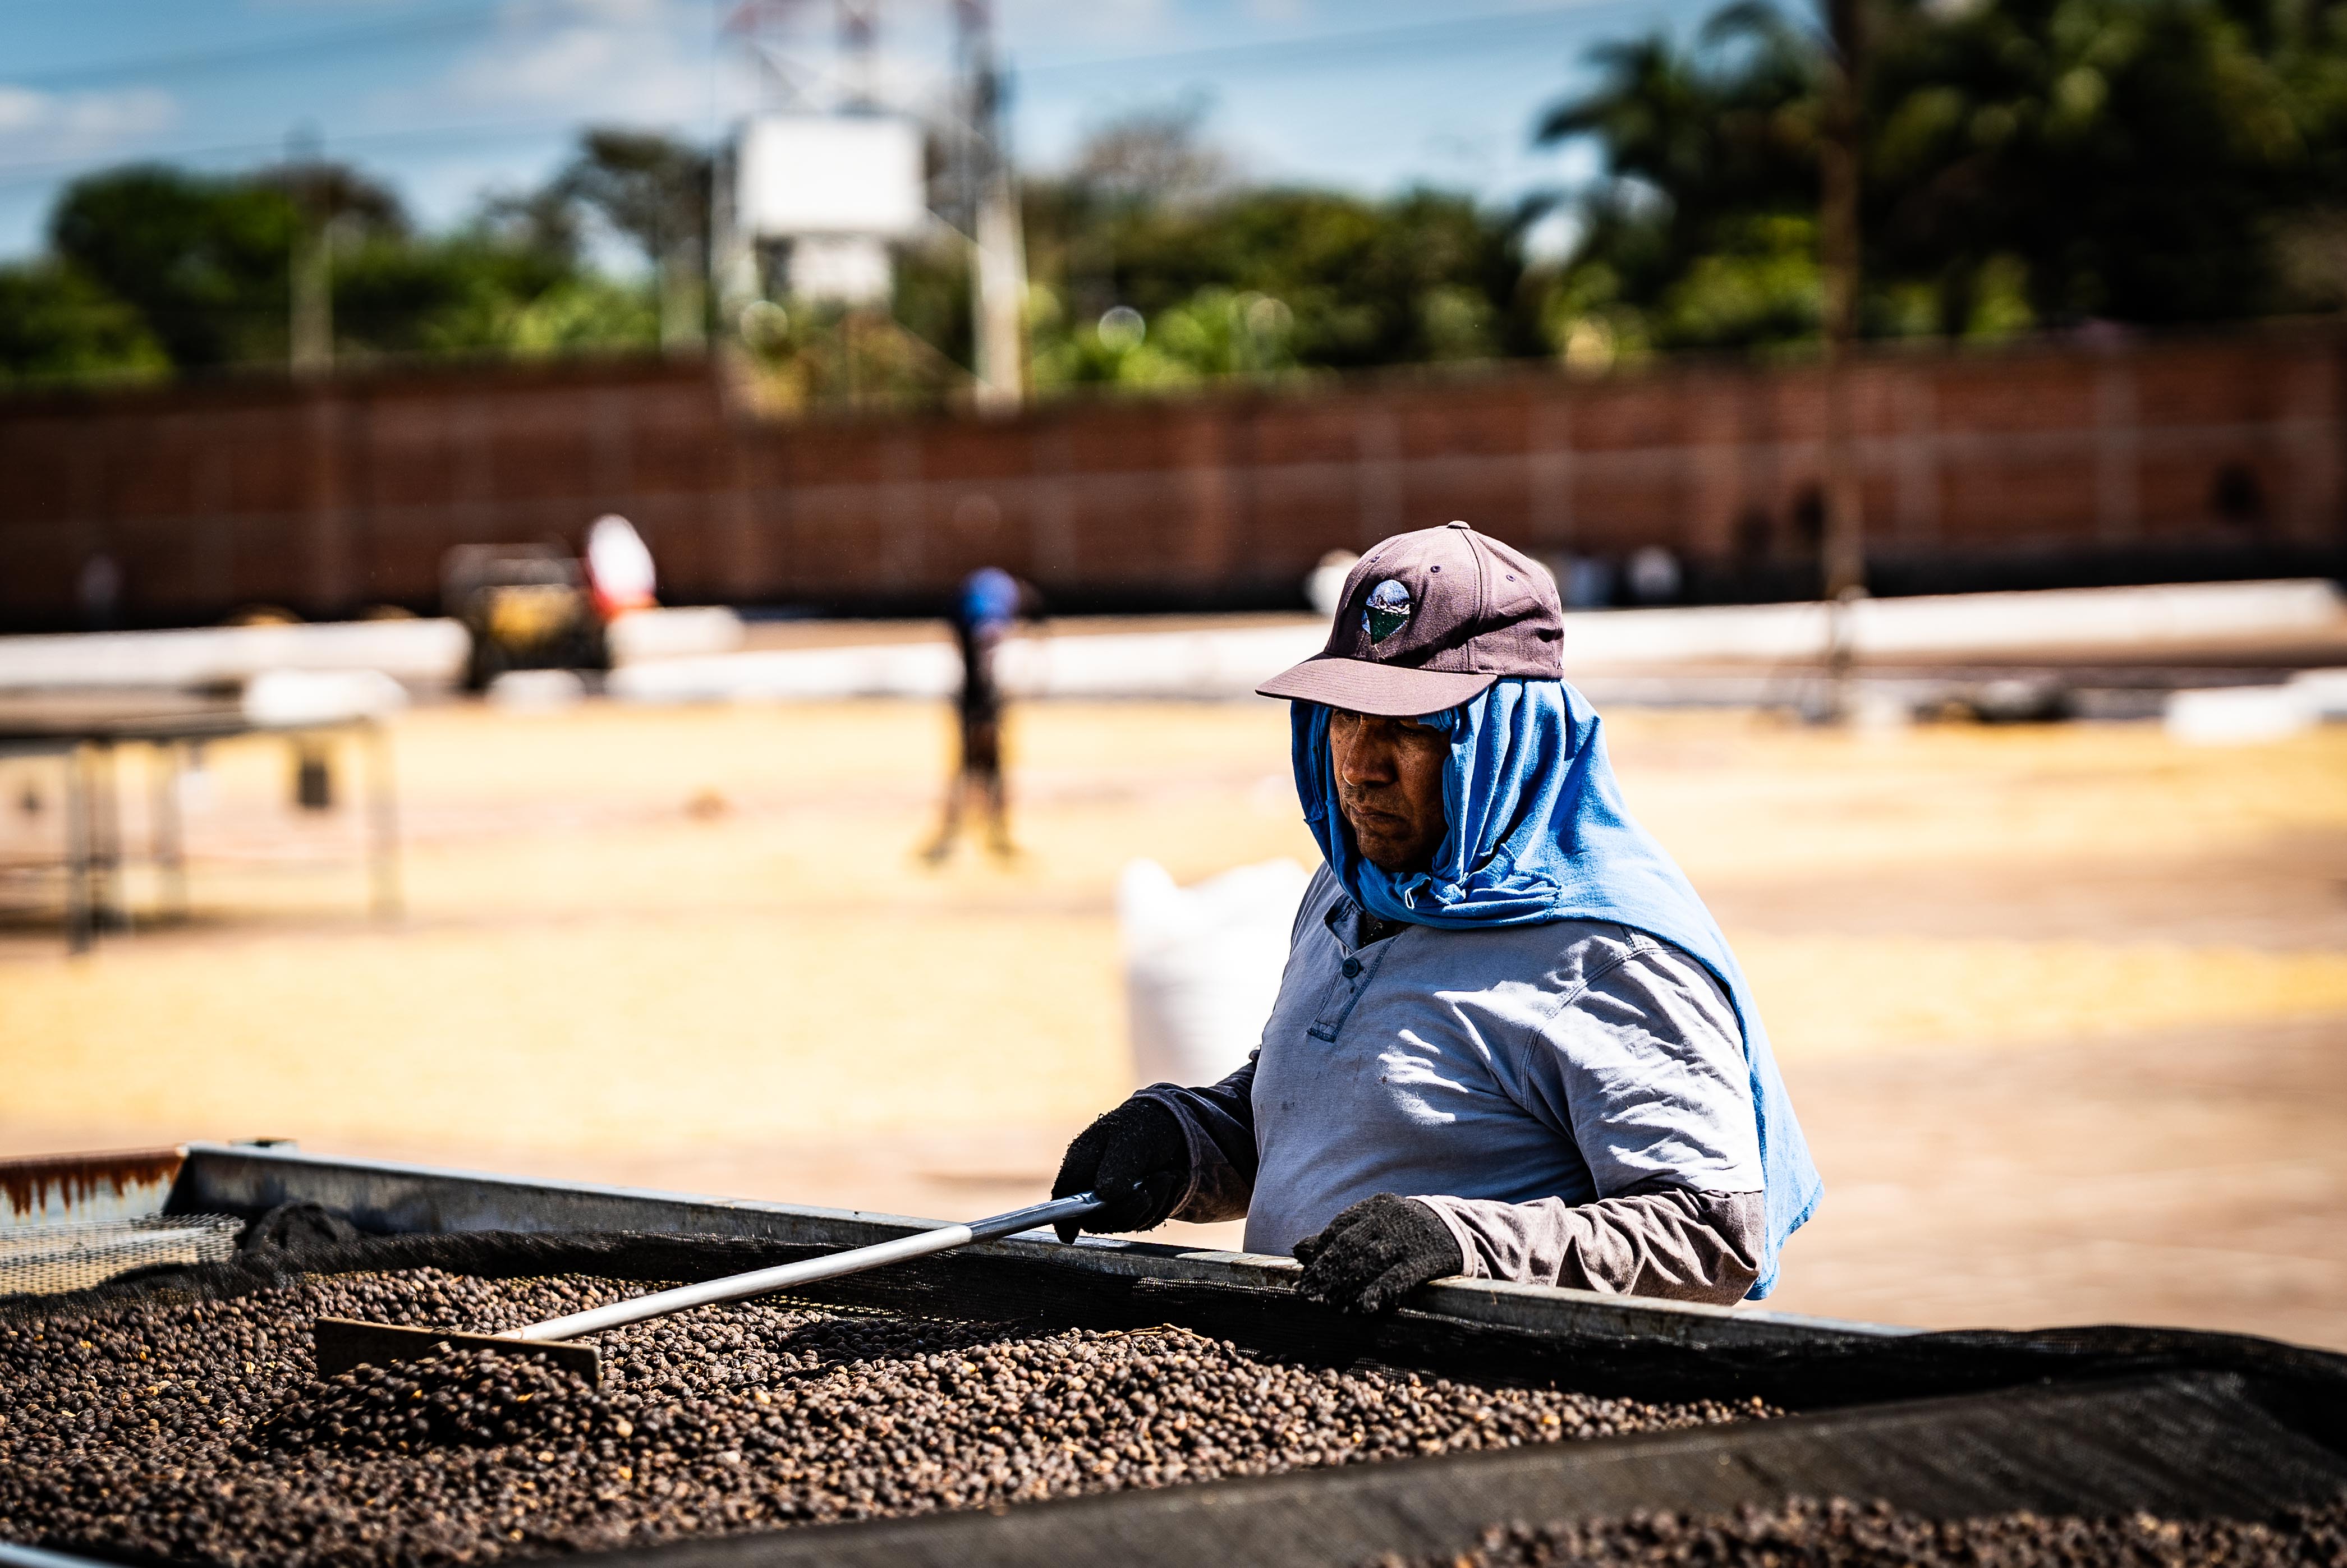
0,1211,834,1326
0,1213,245,1298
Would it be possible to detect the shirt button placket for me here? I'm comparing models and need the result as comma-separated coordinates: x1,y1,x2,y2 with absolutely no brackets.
1309,941,1373,1042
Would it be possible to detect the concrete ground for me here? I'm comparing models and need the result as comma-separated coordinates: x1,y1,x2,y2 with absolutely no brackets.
3,697,2343,1347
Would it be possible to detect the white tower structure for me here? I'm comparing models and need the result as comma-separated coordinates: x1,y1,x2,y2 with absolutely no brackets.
737,113,925,306
721,0,1026,407
727,0,924,309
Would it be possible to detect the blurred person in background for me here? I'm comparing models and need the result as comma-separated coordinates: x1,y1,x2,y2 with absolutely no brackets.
1305,549,1359,619
1625,545,1682,605
925,565,1042,863
77,554,121,632
1052,522,1818,1312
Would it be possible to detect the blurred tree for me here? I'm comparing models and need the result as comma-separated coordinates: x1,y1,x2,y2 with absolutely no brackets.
329,233,654,361
253,160,407,233
1033,99,1236,330
50,161,412,372
26,143,675,381
0,261,170,386
1067,97,1235,207
1864,0,2339,324
471,186,590,264
553,129,713,348
1024,105,1544,391
1537,0,2347,351
49,165,314,369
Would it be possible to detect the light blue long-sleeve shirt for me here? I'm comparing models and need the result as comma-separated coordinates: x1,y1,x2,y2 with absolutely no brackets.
1145,865,1766,1299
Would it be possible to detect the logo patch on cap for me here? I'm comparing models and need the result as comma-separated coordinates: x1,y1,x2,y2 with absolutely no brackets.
1363,578,1412,645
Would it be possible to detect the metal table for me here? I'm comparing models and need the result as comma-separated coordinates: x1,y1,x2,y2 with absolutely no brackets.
0,692,400,952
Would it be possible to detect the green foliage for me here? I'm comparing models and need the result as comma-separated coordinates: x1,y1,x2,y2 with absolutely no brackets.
1540,0,2347,350
498,276,663,356
1025,152,1544,383
50,165,306,369
1028,289,1200,392
553,130,710,272
1862,0,2327,323
18,130,689,384
1656,212,1825,348
732,300,972,416
0,261,170,387
338,236,661,359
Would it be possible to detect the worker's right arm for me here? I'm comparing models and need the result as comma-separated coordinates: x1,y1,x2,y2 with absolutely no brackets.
1051,876,1298,1239
1137,1056,1258,1224
1049,1057,1259,1239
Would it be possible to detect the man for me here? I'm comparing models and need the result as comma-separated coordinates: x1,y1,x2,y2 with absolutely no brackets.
925,565,1040,862
1052,522,1819,1312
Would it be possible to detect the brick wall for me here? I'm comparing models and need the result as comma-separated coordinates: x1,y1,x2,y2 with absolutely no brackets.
2,328,2337,631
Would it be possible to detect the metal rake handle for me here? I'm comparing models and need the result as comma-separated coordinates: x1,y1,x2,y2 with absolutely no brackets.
510,1192,1104,1345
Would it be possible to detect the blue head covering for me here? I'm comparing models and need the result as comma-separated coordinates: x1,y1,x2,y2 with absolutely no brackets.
959,567,1021,631
1292,679,1820,1298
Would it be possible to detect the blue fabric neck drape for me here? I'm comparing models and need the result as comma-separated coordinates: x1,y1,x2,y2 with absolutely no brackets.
1292,679,1821,1298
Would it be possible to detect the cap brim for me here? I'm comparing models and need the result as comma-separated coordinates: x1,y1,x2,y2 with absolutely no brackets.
1255,657,1496,718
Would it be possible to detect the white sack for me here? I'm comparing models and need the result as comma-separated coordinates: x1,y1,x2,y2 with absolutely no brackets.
1118,857,1311,1090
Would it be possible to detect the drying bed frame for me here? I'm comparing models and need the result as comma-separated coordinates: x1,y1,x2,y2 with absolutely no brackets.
5,1141,2344,1568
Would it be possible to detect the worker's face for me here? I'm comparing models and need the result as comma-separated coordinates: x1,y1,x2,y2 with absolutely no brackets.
1329,710,1449,873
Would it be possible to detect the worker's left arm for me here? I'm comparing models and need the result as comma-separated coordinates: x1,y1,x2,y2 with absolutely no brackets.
1416,938,1765,1304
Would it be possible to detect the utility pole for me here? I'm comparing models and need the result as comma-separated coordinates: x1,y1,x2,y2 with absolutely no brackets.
958,0,1025,413
660,229,709,351
1817,0,1866,705
288,127,332,378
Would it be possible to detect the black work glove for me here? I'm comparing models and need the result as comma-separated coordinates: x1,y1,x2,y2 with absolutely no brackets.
1050,1096,1191,1243
1293,1194,1464,1314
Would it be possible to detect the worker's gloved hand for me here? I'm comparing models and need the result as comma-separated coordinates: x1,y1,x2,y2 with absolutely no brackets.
1051,1096,1191,1243
1293,1194,1464,1314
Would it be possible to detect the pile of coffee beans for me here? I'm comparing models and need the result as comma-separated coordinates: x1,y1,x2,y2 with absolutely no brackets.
260,1346,618,1455
0,1267,1771,1567
1385,1496,2347,1567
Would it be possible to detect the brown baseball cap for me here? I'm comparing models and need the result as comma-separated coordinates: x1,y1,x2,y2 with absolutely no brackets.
1257,521,1565,716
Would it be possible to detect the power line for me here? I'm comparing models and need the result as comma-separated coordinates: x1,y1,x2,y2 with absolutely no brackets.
0,121,582,193
1014,0,1661,81
0,0,1667,198
8,1,526,91
12,0,1653,99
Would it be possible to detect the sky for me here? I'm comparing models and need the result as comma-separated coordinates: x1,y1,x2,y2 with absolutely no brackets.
0,0,1727,263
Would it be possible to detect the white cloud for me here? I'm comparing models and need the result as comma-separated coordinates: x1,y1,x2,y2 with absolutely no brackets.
436,0,718,125
412,0,977,136
0,85,176,159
